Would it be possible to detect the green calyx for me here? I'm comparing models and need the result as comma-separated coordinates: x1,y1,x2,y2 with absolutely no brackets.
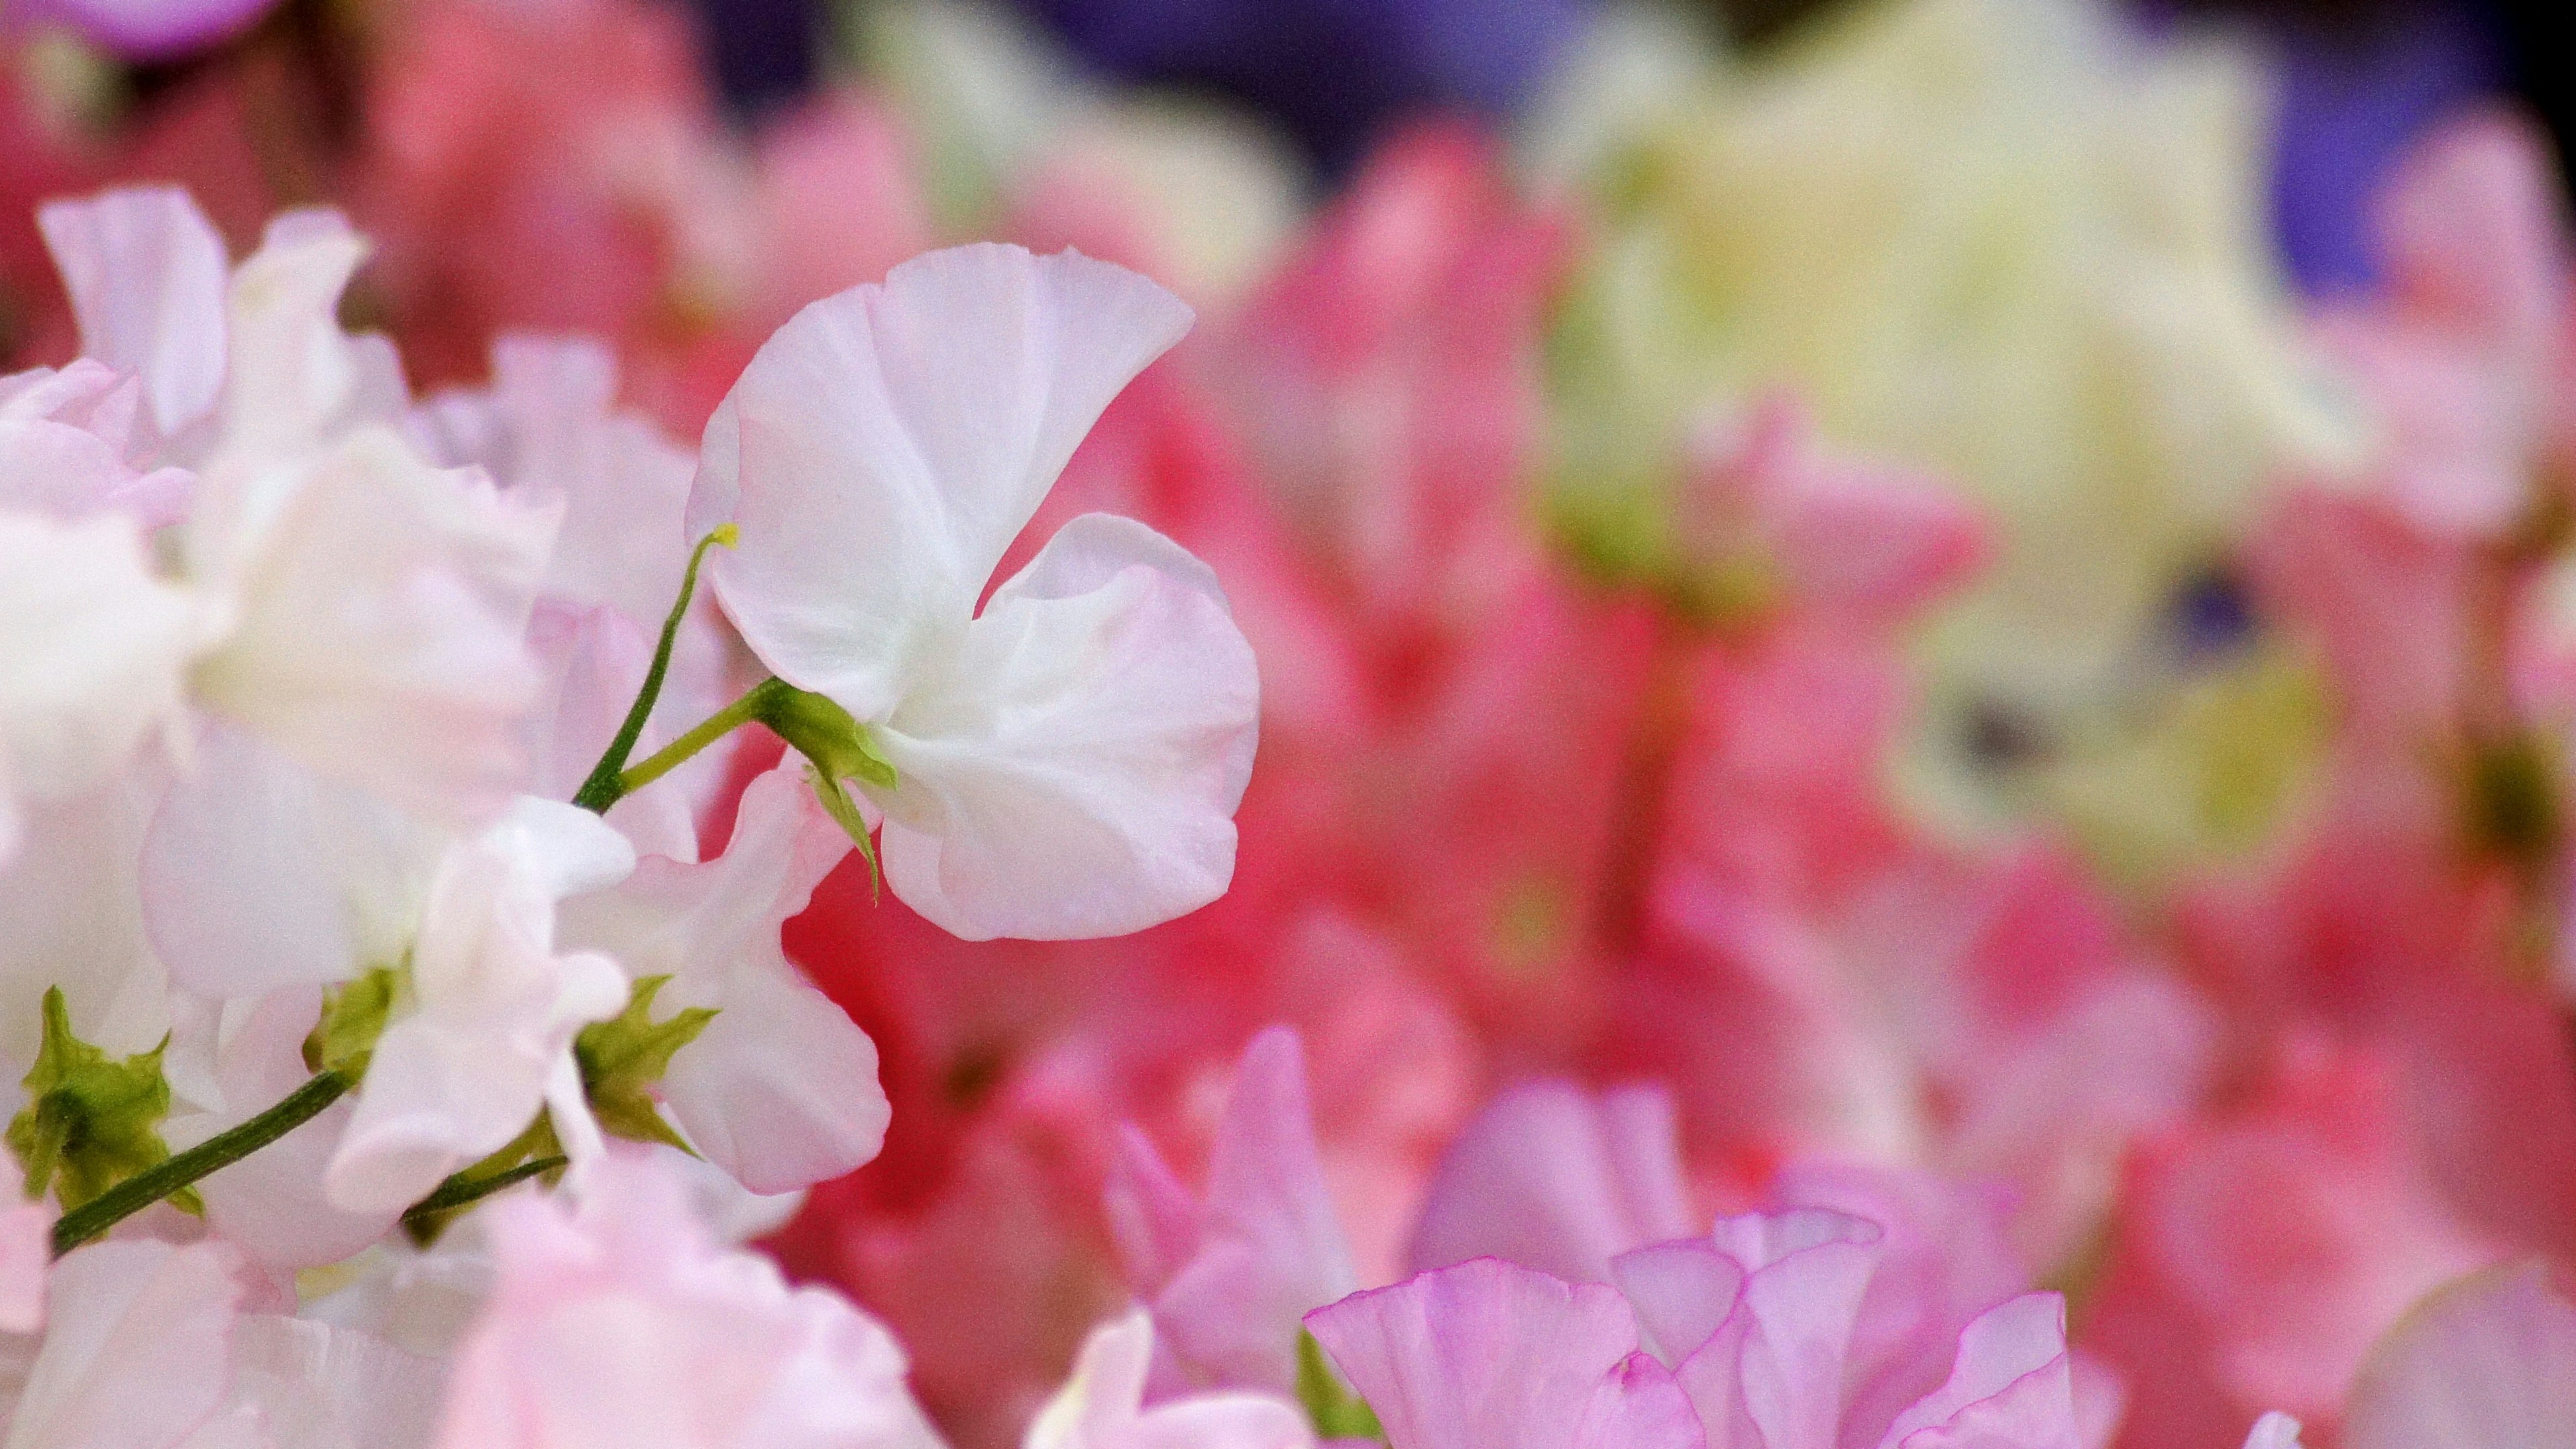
574,975,716,1153
8,987,197,1215
757,682,898,791
1295,1328,1383,1440
751,681,894,894
303,964,404,1077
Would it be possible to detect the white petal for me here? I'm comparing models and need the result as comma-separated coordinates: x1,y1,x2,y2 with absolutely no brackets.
224,1313,445,1449
36,187,229,439
0,511,201,824
184,985,402,1269
215,208,375,470
1,773,172,1080
661,956,890,1195
326,803,633,1214
559,765,878,1193
873,519,1257,939
192,429,558,826
142,724,443,1000
698,244,1192,719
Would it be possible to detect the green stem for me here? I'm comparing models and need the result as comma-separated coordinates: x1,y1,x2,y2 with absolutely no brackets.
610,677,793,803
399,1155,567,1236
572,526,737,814
51,1069,355,1258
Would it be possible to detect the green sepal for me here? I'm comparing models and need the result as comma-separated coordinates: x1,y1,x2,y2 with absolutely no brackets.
1295,1328,1383,1440
805,763,883,899
761,684,899,791
303,965,402,1077
7,987,199,1215
574,975,715,1152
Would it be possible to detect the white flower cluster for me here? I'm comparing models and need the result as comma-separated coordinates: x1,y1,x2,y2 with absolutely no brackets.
1,188,1260,1448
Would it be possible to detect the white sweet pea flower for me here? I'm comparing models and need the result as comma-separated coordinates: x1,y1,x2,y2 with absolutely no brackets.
689,242,1259,941
23,187,557,830
559,764,888,1195
1027,1310,1313,1449
0,513,201,864
325,797,637,1216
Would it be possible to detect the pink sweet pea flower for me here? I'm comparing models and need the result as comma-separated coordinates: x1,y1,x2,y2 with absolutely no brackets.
1407,1081,1697,1287
1305,1257,1701,1449
1104,1026,1360,1396
2308,110,2573,539
1026,1311,1313,1449
688,243,1258,942
437,1152,946,1449
2086,1046,2502,1443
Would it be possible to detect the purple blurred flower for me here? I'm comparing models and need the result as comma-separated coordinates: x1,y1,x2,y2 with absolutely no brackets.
12,0,278,60
2260,1,2511,293
1012,0,1593,163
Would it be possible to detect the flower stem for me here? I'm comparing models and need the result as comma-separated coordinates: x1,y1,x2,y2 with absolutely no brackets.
572,525,737,814
399,1155,568,1240
51,1068,355,1258
610,677,795,802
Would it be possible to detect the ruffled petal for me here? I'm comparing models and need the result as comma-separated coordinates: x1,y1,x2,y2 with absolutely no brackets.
192,429,558,826
559,765,883,1193
1304,1258,1656,1449
873,516,1256,939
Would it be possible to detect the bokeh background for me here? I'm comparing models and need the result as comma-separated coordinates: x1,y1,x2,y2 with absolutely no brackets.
9,2,2576,1448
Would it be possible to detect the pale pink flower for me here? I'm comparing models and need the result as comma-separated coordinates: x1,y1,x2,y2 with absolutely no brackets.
688,242,1258,941
1,1239,245,1449
2309,110,2573,538
0,360,195,524
1024,1311,1312,1449
0,511,201,863
28,186,561,827
435,1152,945,1449
1,1193,48,1335
2343,1260,2576,1449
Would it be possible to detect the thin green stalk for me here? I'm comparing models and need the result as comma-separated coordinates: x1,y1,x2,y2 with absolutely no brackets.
399,1155,567,1237
572,525,736,813
51,1068,355,1258
611,677,793,802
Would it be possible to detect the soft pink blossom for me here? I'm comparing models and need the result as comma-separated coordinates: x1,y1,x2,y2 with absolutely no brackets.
436,1152,944,1449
